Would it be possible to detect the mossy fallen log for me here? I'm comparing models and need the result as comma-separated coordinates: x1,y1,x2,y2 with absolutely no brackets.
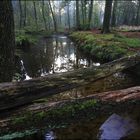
0,53,140,111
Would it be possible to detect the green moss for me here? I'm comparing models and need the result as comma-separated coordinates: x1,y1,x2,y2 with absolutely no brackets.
114,37,140,48
0,130,37,140
70,31,140,62
11,99,98,127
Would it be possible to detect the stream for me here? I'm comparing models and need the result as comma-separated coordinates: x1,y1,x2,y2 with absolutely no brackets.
7,34,140,139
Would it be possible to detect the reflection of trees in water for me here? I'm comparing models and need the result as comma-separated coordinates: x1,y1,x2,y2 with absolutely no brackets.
17,36,92,79
21,39,54,78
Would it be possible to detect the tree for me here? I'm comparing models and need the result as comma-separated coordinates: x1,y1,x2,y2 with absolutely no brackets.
19,0,23,28
76,0,80,30
111,0,118,27
67,4,71,30
33,1,38,29
0,0,15,82
42,0,47,30
88,0,94,29
102,0,113,33
23,0,27,27
48,0,57,32
135,0,140,25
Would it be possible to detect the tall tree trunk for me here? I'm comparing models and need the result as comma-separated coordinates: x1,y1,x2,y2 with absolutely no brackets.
33,1,38,29
88,0,94,29
19,0,23,28
23,0,26,27
81,1,85,25
135,0,140,26
67,4,71,30
48,0,57,32
42,0,47,30
111,0,117,27
76,0,80,30
0,0,15,82
102,0,113,33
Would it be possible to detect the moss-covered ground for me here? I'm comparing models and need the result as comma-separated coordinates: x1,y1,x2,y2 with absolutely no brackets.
70,31,140,63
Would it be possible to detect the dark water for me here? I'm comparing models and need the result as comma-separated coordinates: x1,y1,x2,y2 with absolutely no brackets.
15,35,99,81
7,35,140,139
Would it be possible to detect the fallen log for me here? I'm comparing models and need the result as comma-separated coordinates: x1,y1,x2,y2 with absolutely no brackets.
0,53,140,111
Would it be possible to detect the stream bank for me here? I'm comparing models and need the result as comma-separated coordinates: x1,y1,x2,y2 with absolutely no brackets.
70,31,140,63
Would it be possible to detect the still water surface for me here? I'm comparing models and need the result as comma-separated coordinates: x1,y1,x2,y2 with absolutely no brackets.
16,35,99,81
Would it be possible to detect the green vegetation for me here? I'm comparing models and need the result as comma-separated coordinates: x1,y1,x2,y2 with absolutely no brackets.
70,31,140,62
15,30,38,46
0,130,37,140
8,99,98,134
15,28,53,47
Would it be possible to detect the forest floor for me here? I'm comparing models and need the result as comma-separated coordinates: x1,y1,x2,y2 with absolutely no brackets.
91,28,140,39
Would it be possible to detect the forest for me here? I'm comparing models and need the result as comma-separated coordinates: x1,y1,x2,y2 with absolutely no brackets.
0,0,140,139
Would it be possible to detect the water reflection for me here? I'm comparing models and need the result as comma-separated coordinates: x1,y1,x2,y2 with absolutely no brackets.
45,131,55,140
98,114,137,140
16,35,99,80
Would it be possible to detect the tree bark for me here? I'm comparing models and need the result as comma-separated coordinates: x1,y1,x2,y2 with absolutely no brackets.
88,0,94,29
33,1,38,29
19,0,23,28
67,4,71,30
42,0,47,30
111,0,117,27
23,0,27,27
135,0,140,26
0,53,140,111
76,0,80,30
0,0,15,83
48,0,57,32
102,0,113,33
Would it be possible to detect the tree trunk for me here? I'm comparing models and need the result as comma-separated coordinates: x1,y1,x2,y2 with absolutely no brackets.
0,0,15,83
76,0,80,30
48,0,57,32
67,4,71,30
42,0,47,30
81,1,85,26
88,0,94,29
23,0,26,27
19,0,23,28
135,0,140,26
33,1,38,29
0,53,140,111
111,0,117,27
102,0,113,33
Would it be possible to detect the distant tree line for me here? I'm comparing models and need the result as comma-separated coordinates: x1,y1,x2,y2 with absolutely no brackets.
12,0,140,32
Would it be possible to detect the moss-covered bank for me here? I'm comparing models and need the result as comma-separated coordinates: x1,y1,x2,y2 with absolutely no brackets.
70,31,140,63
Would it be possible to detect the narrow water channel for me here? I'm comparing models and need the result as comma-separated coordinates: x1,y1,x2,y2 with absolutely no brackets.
9,35,140,140
15,34,99,81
